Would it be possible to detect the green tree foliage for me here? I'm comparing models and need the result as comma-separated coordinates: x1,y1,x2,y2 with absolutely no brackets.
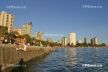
41,41,48,47
100,43,106,46
23,34,32,43
0,26,8,35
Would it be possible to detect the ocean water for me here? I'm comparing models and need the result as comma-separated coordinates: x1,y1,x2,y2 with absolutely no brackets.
27,48,108,72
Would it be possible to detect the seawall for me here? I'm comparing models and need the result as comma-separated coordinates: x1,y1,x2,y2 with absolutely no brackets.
0,44,53,72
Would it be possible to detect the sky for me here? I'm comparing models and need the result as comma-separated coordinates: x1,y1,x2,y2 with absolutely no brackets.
0,0,108,44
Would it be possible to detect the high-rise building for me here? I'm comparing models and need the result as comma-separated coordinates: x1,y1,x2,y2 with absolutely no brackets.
84,37,87,44
94,37,99,44
14,27,22,35
0,11,14,32
22,22,32,36
61,37,67,46
47,37,53,42
91,38,94,45
36,32,44,41
91,37,99,45
69,32,76,45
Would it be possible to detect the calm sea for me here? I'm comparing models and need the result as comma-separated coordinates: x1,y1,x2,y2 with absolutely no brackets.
27,48,108,72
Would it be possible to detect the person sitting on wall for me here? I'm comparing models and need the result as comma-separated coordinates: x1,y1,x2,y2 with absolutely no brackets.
15,34,27,51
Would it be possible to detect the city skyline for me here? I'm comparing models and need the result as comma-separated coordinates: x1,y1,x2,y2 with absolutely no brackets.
0,0,108,44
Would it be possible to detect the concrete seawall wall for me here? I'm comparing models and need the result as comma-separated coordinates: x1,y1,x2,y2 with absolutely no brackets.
0,44,53,72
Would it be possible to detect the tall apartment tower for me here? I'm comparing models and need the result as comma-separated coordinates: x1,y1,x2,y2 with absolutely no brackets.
36,32,44,41
47,37,53,42
14,27,22,35
0,11,14,33
22,22,32,36
94,37,99,44
84,37,87,44
61,37,67,46
91,37,99,45
69,32,76,46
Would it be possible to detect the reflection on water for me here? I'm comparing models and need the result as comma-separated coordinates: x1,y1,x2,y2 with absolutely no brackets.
64,48,77,68
69,48,77,65
26,48,108,72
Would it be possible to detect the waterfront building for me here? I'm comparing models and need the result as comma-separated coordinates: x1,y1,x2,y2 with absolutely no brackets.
94,37,99,45
91,38,94,45
0,11,14,33
47,37,53,42
69,32,76,46
84,37,87,44
36,32,44,41
14,27,22,35
91,37,99,45
61,37,67,46
22,22,32,36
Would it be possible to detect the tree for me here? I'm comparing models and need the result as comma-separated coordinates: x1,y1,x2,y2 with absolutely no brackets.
100,43,106,46
0,26,8,35
41,41,49,47
23,34,32,43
